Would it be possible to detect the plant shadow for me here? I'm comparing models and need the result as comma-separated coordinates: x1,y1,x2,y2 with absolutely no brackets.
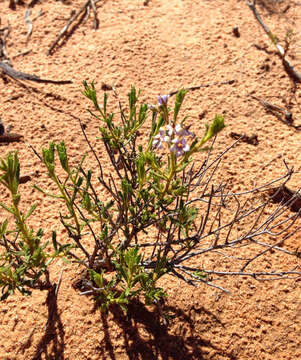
32,287,65,360
97,298,237,360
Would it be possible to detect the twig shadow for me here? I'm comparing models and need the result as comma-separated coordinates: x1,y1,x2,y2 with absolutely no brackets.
32,287,65,360
97,298,237,360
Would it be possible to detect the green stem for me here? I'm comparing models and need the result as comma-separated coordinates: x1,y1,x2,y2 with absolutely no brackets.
53,174,81,235
161,153,176,197
13,203,35,254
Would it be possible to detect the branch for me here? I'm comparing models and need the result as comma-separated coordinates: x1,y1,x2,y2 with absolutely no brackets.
47,0,102,55
245,0,301,82
174,265,301,281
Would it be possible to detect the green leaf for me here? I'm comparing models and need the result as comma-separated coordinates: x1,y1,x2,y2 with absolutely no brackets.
56,141,70,173
202,115,225,143
73,154,87,184
128,86,139,112
71,176,83,202
173,88,187,123
42,142,55,176
33,185,63,199
193,270,207,279
89,269,104,288
103,92,108,117
0,152,20,195
52,230,58,251
137,154,146,182
149,170,168,181
124,287,130,297
23,204,37,221
82,81,103,113
82,193,92,211
138,104,148,126
0,219,8,239
0,202,14,215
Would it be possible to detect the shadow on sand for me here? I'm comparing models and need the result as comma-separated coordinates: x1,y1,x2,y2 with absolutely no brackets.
24,289,237,360
31,287,65,360
98,298,237,360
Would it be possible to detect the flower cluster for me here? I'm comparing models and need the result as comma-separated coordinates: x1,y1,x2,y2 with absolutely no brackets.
153,123,194,157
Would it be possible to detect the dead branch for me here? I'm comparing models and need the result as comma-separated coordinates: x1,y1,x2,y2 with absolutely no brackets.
0,23,11,61
11,49,32,59
229,132,259,145
245,0,301,83
0,61,72,84
25,8,44,44
174,265,301,281
0,119,23,143
89,0,99,30
0,133,24,143
25,8,33,43
138,155,300,292
47,0,102,55
249,94,301,129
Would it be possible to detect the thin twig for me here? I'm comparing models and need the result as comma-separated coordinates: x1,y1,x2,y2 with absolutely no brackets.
25,9,33,44
175,265,301,280
240,239,284,271
12,49,32,59
25,8,44,44
48,9,77,55
177,267,231,294
249,94,301,129
0,23,11,61
55,268,64,297
90,0,99,29
245,0,301,83
48,0,102,55
0,61,72,84
250,238,300,256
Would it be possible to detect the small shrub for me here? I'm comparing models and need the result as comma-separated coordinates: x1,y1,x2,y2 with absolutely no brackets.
0,83,300,312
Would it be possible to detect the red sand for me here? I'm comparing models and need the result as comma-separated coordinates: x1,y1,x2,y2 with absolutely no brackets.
0,0,301,359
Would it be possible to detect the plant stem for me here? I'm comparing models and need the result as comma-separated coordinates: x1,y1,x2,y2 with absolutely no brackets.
12,203,35,254
53,174,81,235
162,153,176,197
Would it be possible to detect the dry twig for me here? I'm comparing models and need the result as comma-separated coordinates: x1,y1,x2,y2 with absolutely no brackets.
0,133,23,143
249,94,301,129
0,118,23,143
0,61,72,84
230,132,259,145
25,8,44,44
127,140,301,292
0,23,11,61
245,0,301,83
48,0,102,55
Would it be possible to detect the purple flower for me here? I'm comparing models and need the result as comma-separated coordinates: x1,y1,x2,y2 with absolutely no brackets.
157,94,170,107
153,130,170,149
170,137,190,157
167,124,194,138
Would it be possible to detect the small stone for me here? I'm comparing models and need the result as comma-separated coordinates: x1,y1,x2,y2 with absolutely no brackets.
233,26,240,38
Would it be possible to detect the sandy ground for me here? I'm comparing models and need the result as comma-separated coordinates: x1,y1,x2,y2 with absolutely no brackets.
0,0,301,359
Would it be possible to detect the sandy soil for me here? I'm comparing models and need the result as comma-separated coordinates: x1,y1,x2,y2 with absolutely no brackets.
0,0,301,359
